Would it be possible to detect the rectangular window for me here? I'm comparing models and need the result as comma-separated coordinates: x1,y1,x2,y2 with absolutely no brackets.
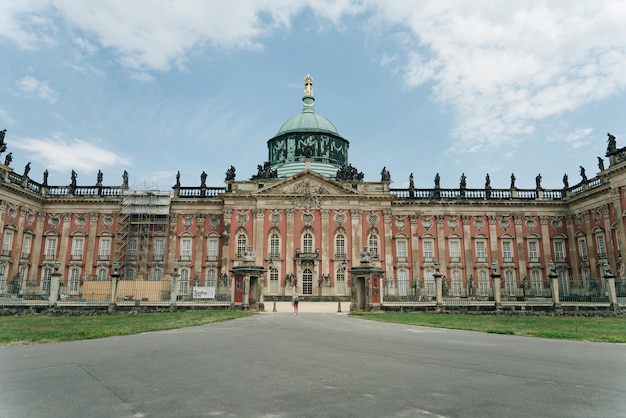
396,240,407,261
180,239,192,261
478,270,490,296
179,269,189,295
42,268,52,293
72,238,84,259
528,241,539,262
475,241,486,262
424,270,435,297
22,235,32,258
2,231,13,256
99,238,111,260
69,268,80,295
505,270,516,296
153,239,165,261
449,240,460,262
502,241,513,262
398,270,408,296
578,238,588,261
368,235,379,257
206,269,217,288
303,233,313,253
336,269,345,295
531,270,542,296
558,269,569,296
554,241,565,262
207,239,218,261
97,268,108,281
596,235,607,259
152,268,162,281
45,237,57,260
0,264,7,293
451,270,462,296
128,239,137,260
423,240,434,261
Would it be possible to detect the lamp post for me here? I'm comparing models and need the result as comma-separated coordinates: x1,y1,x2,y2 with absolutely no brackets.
602,261,620,312
49,259,62,307
170,260,180,311
109,260,120,312
433,260,443,309
491,260,502,310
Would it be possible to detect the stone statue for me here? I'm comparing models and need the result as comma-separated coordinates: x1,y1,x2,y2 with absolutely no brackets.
304,74,313,97
4,152,12,166
122,170,129,188
409,173,414,189
43,170,49,187
597,156,605,171
250,162,278,180
201,171,207,187
175,171,181,187
562,173,569,189
225,165,236,181
96,170,103,185
460,173,466,189
485,173,491,188
336,164,364,181
510,173,516,189
0,129,6,155
70,170,77,188
607,132,617,154
434,173,440,189
380,166,391,182
535,173,542,189
23,162,31,178
580,166,587,182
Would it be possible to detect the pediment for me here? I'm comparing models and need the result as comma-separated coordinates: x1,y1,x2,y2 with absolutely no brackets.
253,170,361,197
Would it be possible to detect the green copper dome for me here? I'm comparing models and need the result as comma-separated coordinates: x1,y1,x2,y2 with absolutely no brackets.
275,97,341,136
267,75,350,178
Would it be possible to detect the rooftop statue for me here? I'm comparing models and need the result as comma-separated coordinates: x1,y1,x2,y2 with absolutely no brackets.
225,165,236,181
304,74,313,97
459,173,466,189
434,173,440,189
597,156,605,171
607,132,617,154
96,170,103,185
122,170,129,188
510,173,516,189
409,173,414,189
4,152,12,166
43,170,49,187
563,173,569,189
23,162,31,178
201,171,207,187
579,166,587,182
535,173,542,189
380,166,391,182
485,173,491,188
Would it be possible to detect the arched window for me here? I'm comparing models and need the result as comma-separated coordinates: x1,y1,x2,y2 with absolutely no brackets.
236,233,247,257
303,232,314,253
302,268,313,295
269,233,280,258
368,234,379,257
335,233,346,258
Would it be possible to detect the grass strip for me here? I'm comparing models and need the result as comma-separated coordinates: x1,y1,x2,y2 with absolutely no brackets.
0,310,254,345
350,312,626,343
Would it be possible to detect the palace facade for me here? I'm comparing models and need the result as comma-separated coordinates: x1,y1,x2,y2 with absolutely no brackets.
1,75,625,310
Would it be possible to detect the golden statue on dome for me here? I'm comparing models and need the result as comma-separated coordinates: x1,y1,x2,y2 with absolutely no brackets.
304,74,313,97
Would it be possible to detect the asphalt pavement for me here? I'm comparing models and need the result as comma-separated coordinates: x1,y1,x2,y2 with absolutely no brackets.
1,311,625,417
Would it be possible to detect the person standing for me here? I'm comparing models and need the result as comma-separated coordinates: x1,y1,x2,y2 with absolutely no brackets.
291,294,299,314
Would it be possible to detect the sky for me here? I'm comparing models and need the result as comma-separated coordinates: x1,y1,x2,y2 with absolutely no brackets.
1,1,626,191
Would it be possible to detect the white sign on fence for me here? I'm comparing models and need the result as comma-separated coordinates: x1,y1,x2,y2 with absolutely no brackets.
193,286,215,299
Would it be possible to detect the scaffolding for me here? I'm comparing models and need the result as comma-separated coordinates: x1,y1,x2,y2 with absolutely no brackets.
115,190,171,280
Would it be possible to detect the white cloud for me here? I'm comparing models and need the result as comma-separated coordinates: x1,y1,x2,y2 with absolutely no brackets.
12,135,131,174
17,75,57,102
371,1,626,154
0,108,16,126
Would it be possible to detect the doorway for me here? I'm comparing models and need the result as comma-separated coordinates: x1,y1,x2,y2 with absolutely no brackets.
355,277,366,311
249,276,258,310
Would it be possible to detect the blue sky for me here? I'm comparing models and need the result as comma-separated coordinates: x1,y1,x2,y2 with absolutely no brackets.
1,1,626,190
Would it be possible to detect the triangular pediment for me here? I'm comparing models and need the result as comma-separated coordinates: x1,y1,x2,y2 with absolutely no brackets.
253,170,361,197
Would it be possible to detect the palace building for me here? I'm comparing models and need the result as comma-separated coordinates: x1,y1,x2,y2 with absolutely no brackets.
1,75,625,310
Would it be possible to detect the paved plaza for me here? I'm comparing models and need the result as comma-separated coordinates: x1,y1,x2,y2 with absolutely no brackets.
1,311,625,417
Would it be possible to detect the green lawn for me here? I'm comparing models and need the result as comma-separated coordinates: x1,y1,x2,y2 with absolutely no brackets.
0,310,254,345
350,312,626,343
